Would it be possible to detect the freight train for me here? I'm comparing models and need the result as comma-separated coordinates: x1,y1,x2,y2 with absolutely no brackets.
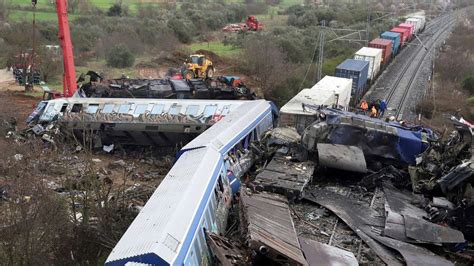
334,14,427,103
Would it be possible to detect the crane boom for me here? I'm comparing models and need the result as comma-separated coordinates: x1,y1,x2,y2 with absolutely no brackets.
55,0,77,97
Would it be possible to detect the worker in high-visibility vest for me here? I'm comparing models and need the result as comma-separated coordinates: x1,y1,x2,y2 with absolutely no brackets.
360,100,369,111
370,106,378,118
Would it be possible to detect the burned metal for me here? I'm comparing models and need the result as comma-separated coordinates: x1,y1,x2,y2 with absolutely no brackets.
205,231,250,266
78,72,256,100
298,237,358,266
304,188,454,266
252,153,314,201
239,188,307,265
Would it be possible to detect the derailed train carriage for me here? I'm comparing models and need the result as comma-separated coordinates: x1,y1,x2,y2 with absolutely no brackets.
105,100,276,265
28,98,263,146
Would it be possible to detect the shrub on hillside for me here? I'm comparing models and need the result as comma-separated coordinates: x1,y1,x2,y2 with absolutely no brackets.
462,76,474,94
106,44,135,68
415,99,435,119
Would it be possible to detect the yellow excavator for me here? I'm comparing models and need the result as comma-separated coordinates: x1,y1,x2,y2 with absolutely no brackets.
182,54,215,80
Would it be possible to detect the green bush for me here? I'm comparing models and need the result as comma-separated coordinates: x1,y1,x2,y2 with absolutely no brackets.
106,44,135,68
462,76,474,94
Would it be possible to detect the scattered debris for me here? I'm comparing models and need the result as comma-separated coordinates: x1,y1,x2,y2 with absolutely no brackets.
239,188,307,265
298,237,358,266
252,153,314,200
305,188,456,266
205,231,250,265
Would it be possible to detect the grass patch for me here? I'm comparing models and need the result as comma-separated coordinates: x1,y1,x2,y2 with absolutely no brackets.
187,41,241,57
8,10,81,22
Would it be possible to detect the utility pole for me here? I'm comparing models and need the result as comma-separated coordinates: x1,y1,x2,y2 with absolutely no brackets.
366,0,371,46
28,0,38,92
316,20,326,82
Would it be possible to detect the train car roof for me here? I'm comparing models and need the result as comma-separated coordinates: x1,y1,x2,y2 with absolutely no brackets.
182,100,272,153
43,97,253,106
106,147,222,265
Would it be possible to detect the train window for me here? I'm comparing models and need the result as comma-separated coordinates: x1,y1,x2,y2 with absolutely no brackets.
185,105,199,116
151,104,164,114
203,105,217,117
60,104,68,113
134,104,148,115
169,105,182,115
217,176,224,193
102,104,115,113
222,105,231,115
86,104,99,114
71,104,82,113
118,104,131,114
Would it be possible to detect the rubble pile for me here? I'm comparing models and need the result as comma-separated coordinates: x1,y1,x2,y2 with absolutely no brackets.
220,108,474,265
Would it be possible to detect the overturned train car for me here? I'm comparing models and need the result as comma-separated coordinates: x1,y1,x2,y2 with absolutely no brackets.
105,100,276,265
29,98,262,146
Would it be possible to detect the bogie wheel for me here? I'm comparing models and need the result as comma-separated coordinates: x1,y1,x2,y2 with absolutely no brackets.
206,67,214,78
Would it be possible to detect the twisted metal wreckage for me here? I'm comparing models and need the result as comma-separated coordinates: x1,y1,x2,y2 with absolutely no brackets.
15,98,474,264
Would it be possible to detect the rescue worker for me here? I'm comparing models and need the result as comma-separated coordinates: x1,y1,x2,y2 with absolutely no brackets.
379,99,387,117
360,100,369,112
370,106,377,118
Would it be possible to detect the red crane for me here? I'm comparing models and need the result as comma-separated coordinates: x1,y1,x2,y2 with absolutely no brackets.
55,0,77,97
32,0,77,97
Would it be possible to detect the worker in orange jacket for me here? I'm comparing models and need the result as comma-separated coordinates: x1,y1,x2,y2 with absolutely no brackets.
360,100,369,112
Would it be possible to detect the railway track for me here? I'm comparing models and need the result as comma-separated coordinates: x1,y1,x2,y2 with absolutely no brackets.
384,13,456,120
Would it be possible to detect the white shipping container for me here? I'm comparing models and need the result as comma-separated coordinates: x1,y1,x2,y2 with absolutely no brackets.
406,18,422,34
412,15,426,30
353,47,382,80
280,76,352,131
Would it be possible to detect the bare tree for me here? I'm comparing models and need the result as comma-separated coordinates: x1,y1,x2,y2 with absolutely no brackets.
242,36,289,98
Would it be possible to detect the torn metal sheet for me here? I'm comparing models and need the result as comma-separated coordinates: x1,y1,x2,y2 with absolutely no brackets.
298,237,358,266
304,190,402,266
205,231,249,265
403,215,465,244
253,153,314,200
240,188,307,265
383,183,465,244
317,143,367,173
437,161,474,194
383,202,412,243
432,197,455,210
305,189,454,266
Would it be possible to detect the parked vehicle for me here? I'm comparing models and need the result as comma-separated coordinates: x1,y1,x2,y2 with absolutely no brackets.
182,54,215,80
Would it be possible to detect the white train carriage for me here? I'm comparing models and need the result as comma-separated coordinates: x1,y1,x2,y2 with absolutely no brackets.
106,147,229,266
106,100,276,265
29,98,252,146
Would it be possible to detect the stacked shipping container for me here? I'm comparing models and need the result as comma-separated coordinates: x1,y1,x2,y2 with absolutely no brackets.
368,38,393,65
398,23,414,40
390,27,409,46
380,31,401,55
335,59,369,98
353,47,383,80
